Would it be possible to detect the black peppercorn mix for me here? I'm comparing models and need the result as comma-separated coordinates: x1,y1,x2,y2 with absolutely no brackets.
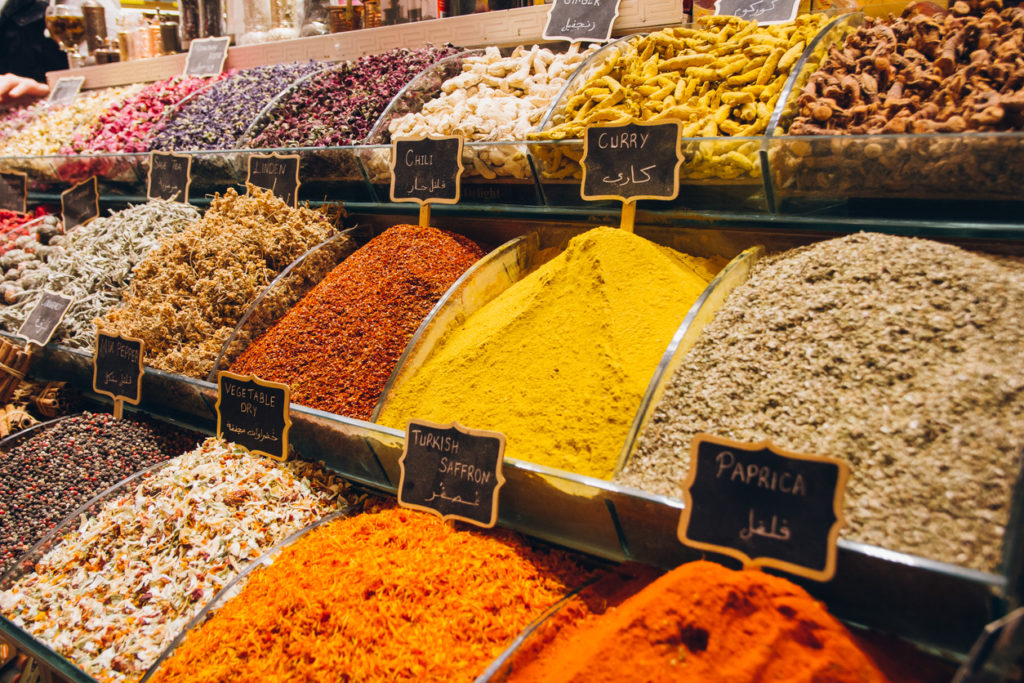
0,412,198,576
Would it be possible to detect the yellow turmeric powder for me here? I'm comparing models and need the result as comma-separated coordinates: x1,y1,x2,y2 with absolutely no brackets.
379,227,725,479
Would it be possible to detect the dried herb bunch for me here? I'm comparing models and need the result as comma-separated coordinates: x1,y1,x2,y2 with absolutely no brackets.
99,185,335,379
621,232,1024,573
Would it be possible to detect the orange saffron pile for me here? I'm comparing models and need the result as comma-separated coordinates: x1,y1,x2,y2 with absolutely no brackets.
502,561,890,683
149,505,596,682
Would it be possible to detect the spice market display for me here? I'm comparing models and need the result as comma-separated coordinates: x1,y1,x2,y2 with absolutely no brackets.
229,224,484,421
378,227,726,479
0,200,201,349
97,185,339,379
0,438,359,682
0,411,198,576
1,2,1023,679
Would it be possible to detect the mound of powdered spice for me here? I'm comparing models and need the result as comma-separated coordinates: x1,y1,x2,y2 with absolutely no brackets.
0,438,359,682
501,560,887,683
149,62,325,151
64,76,219,154
248,45,461,148
0,200,200,348
620,232,1024,573
99,185,336,379
379,227,726,479
149,504,597,683
0,411,197,576
230,224,483,420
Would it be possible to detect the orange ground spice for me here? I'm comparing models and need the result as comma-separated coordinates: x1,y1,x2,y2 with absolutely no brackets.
149,504,597,682
502,560,891,683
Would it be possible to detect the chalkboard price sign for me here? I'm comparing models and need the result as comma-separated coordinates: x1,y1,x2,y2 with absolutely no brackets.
678,434,849,582
247,154,300,207
714,0,800,25
183,36,230,77
18,291,73,347
581,120,682,202
93,331,144,419
148,152,192,203
390,136,464,205
399,419,506,528
543,0,621,43
0,172,27,214
48,77,84,107
216,371,291,462
61,176,99,232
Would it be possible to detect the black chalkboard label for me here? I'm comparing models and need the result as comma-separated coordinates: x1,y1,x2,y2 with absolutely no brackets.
714,0,800,25
399,419,506,528
183,36,230,77
18,291,73,347
61,176,99,232
678,434,849,582
0,172,26,214
390,136,464,205
92,331,144,405
147,152,192,203
48,76,84,107
543,0,621,42
216,371,291,462
581,120,682,202
247,154,300,208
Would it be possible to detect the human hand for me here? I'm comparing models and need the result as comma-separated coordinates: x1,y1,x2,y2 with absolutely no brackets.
0,74,50,104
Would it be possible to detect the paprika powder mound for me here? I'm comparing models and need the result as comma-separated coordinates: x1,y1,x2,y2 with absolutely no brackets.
501,560,889,683
378,227,726,480
229,224,483,421
148,504,598,683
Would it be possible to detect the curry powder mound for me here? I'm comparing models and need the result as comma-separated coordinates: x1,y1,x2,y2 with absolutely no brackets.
379,227,724,479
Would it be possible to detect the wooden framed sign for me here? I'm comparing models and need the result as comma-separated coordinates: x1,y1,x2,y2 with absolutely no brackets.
48,76,84,106
714,0,801,25
0,171,27,214
390,135,464,227
61,176,99,232
581,119,682,232
247,154,300,208
216,371,291,462
543,0,621,43
147,152,193,203
183,36,230,77
18,291,73,347
678,433,849,582
399,419,506,528
93,331,144,420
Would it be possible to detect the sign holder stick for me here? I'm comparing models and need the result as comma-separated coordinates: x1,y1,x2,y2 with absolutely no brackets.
419,203,431,228
620,200,636,233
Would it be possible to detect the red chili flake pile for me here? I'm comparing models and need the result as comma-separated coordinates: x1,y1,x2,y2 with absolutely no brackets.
64,75,221,154
229,224,483,420
149,504,599,683
0,207,48,242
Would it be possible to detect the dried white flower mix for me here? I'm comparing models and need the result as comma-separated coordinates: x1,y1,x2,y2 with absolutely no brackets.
0,438,358,682
620,232,1024,573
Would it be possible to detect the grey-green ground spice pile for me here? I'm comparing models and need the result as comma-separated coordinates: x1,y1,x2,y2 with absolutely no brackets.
0,201,200,349
619,232,1024,573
